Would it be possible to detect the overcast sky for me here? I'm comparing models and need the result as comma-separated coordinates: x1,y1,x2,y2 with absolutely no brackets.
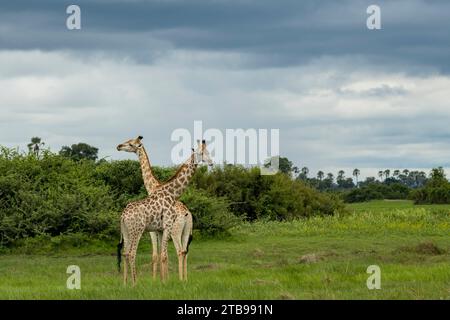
1,0,450,179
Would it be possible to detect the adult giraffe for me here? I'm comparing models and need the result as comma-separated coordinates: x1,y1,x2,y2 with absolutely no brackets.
117,140,212,285
117,136,193,281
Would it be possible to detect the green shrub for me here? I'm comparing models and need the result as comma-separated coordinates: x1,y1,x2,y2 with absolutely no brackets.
180,187,241,236
344,183,410,203
411,167,450,204
0,148,119,247
0,146,348,249
191,165,346,220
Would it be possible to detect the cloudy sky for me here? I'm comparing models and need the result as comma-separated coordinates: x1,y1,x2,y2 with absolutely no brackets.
1,0,450,178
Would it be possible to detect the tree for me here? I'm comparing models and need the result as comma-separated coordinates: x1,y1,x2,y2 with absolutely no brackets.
402,169,410,176
393,170,400,179
321,172,334,189
378,171,384,181
428,167,446,186
59,143,99,161
278,157,293,175
337,170,345,182
297,166,309,181
27,137,45,157
326,172,334,182
352,168,360,186
301,167,309,177
317,171,324,181
384,169,391,180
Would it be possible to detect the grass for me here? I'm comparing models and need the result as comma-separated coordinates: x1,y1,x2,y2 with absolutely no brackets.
0,200,449,299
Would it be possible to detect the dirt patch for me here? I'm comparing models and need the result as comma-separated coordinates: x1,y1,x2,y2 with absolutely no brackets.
252,279,279,286
194,263,220,270
252,248,265,258
298,251,337,264
299,253,321,264
279,292,295,300
397,241,446,256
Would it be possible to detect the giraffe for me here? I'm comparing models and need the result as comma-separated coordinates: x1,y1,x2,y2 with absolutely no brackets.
116,136,193,281
117,140,212,285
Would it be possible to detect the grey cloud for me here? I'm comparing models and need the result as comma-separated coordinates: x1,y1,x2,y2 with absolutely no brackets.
1,1,450,176
0,0,449,72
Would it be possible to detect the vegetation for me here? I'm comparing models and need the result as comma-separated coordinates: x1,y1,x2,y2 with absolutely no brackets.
291,164,439,203
0,146,345,249
411,167,450,204
0,200,448,299
59,142,99,162
344,183,410,203
1,139,449,299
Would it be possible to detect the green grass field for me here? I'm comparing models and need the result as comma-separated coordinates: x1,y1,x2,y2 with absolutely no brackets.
0,200,449,299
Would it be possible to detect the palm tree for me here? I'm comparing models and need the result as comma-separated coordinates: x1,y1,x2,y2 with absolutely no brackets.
317,171,324,181
337,170,345,180
402,169,410,176
393,170,400,179
327,173,334,182
352,168,360,186
384,169,391,180
378,170,384,181
27,137,45,157
301,167,309,178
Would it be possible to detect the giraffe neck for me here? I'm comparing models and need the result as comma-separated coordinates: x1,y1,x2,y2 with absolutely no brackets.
137,146,161,194
164,153,198,199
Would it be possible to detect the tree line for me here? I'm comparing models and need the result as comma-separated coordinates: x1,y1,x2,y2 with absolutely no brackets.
0,139,345,248
277,157,448,203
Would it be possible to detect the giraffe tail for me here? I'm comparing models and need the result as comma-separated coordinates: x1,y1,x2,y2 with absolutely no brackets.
117,232,124,273
186,234,193,254
185,212,193,254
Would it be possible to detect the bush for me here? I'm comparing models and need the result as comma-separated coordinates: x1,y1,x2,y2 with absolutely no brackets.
0,146,348,249
410,167,450,204
343,183,410,203
0,148,119,247
180,187,241,236
191,165,346,220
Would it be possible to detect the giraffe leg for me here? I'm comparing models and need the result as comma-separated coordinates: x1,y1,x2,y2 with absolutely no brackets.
129,231,143,287
178,252,184,281
183,252,188,281
160,230,170,282
171,218,184,281
121,222,131,286
123,253,128,285
157,231,163,279
129,249,136,287
150,232,159,280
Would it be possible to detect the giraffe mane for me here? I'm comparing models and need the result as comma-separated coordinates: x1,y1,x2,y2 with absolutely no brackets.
165,163,189,183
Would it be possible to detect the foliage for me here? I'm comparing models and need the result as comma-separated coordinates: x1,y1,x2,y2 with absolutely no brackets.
180,187,241,236
343,182,411,203
0,147,346,248
410,167,450,204
27,137,45,157
59,143,99,161
0,147,118,247
191,165,346,220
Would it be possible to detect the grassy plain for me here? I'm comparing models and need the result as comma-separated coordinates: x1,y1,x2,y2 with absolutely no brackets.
0,200,449,299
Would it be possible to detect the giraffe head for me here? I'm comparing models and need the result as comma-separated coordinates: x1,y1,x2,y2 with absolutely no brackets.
117,136,144,153
193,139,213,166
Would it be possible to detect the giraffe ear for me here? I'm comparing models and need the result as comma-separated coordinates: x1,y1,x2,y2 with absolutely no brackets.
138,136,143,140
191,148,195,152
